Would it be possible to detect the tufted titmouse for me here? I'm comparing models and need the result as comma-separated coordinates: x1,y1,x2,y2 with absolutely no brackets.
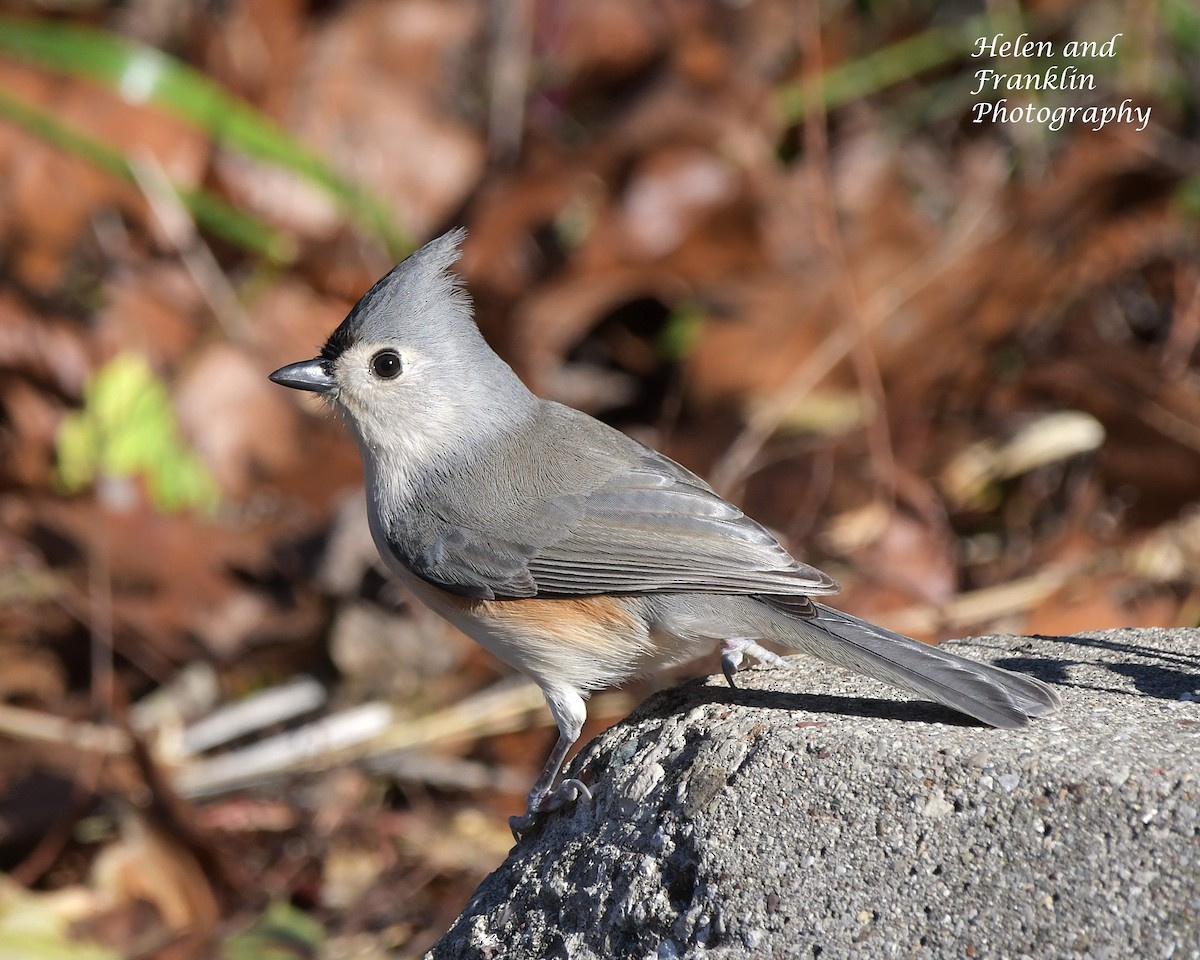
270,229,1060,832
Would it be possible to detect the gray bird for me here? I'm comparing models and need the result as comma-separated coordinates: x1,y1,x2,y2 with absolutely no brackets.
269,229,1060,833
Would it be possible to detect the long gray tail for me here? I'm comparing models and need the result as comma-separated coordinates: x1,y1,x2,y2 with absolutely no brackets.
779,603,1061,728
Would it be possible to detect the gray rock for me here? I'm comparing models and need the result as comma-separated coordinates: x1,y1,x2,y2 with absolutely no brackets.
428,629,1200,959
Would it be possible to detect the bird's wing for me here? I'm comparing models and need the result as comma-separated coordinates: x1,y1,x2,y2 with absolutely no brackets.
385,404,839,604
523,458,837,601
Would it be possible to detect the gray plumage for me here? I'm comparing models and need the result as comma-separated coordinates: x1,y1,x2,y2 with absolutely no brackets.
270,228,1061,827
385,401,839,604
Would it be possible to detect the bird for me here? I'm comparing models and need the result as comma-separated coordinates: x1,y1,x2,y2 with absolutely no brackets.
269,228,1061,833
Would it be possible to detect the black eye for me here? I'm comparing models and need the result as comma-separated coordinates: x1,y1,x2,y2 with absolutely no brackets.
371,349,402,379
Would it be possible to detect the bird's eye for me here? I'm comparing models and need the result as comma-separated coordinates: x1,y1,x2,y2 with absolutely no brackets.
370,349,402,379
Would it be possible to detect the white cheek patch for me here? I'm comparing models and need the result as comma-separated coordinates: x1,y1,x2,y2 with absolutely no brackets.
331,345,464,508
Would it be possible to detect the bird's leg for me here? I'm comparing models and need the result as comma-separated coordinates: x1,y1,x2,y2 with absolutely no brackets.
721,636,792,688
518,729,591,813
509,685,592,837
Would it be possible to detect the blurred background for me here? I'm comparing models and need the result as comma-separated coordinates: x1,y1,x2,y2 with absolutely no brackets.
0,0,1197,956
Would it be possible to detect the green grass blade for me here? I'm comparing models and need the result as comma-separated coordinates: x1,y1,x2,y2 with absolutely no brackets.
0,88,297,263
0,17,409,255
778,13,1023,123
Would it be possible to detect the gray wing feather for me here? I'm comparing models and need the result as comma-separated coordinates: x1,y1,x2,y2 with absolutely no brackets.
386,402,838,602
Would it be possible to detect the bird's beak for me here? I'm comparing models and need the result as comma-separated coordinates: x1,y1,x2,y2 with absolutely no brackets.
269,359,335,394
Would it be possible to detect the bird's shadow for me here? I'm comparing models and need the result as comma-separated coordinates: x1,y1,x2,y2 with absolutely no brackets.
646,681,981,727
624,631,1200,731
1000,632,1200,701
626,643,1079,730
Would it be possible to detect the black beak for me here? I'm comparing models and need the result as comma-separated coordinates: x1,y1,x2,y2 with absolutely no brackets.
268,359,335,394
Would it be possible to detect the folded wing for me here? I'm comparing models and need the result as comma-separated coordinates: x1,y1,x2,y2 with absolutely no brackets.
387,403,839,605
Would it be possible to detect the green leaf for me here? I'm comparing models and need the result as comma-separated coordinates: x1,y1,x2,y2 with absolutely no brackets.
1176,177,1200,219
221,902,325,960
54,415,99,496
55,354,220,514
658,303,706,361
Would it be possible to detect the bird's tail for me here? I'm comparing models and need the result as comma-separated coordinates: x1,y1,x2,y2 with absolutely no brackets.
775,603,1061,728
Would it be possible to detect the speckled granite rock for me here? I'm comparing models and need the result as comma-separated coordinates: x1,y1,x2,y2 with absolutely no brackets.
427,629,1200,959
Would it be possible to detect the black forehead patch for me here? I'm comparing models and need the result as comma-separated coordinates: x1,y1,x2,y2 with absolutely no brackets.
319,321,355,370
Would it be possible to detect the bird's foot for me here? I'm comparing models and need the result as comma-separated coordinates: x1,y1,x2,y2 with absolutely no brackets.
721,637,792,688
509,778,592,839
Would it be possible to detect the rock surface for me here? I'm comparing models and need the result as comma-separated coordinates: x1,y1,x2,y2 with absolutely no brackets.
428,629,1200,959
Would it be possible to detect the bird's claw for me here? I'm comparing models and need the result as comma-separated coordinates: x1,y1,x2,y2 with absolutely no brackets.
509,778,592,839
721,638,791,689
721,652,740,689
